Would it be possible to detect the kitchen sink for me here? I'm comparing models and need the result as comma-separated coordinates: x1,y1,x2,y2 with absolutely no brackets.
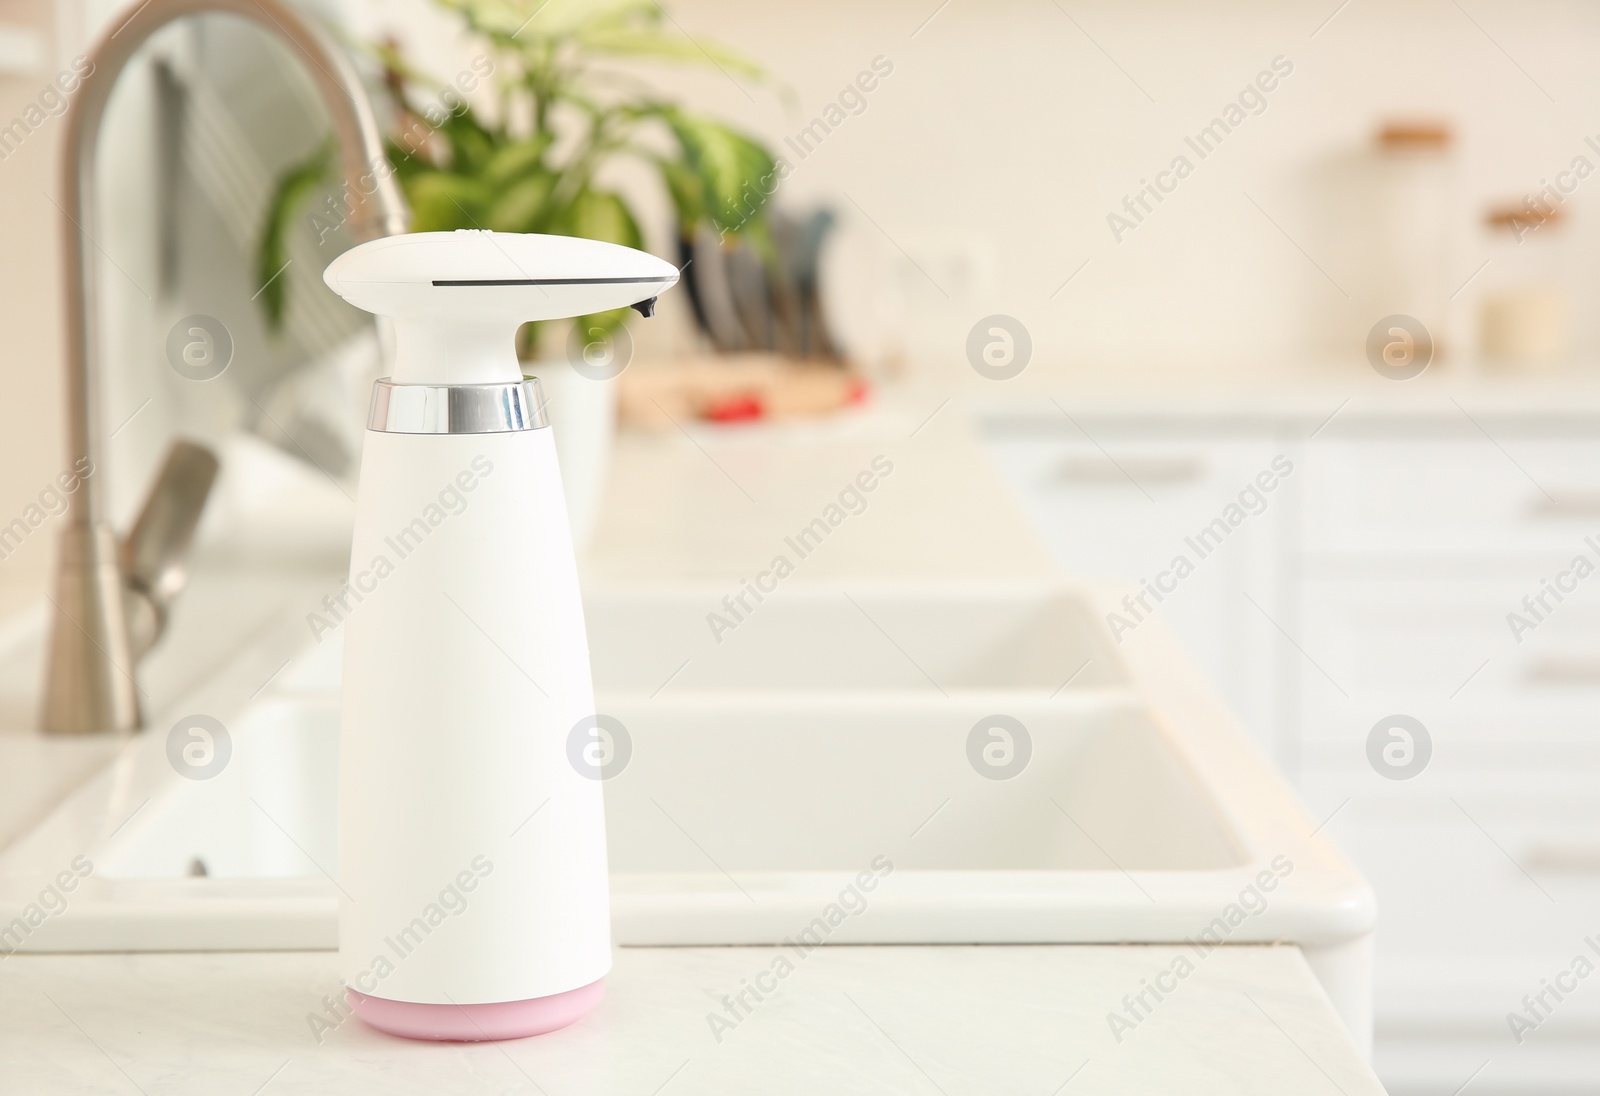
272,580,1126,696
87,688,1240,889
0,578,1375,1043
583,582,1124,693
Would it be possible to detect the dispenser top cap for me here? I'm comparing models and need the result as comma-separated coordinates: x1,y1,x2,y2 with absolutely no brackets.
323,230,680,324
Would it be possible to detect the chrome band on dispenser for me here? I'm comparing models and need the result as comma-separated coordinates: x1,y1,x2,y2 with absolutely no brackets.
367,378,549,434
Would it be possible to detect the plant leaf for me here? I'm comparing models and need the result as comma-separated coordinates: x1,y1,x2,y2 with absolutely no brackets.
255,141,335,333
437,0,763,79
402,171,495,231
573,305,632,339
574,27,764,77
661,110,777,235
552,186,644,249
482,134,555,186
485,170,558,231
441,0,654,40
437,109,499,175
653,155,705,236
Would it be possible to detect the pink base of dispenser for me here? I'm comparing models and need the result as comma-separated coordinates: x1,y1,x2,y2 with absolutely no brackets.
348,978,605,1042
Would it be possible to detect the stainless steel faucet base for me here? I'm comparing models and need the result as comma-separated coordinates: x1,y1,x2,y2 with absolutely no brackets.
43,524,140,734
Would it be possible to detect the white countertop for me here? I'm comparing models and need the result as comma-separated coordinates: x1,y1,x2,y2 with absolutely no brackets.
919,354,1600,426
583,395,1060,584
0,403,1386,1093
0,944,1382,1094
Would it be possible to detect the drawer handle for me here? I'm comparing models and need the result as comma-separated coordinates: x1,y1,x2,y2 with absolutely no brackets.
1528,492,1600,519
1524,656,1600,686
1052,456,1203,486
1524,844,1600,874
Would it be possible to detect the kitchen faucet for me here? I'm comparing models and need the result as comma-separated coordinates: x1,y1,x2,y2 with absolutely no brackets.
42,0,408,733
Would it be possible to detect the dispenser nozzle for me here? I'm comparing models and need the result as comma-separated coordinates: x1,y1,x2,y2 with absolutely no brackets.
630,297,658,318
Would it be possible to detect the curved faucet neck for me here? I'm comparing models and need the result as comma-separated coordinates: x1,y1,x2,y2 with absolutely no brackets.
60,0,408,528
43,0,408,733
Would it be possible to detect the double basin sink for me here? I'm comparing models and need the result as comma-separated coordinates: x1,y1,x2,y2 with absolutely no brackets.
0,576,1375,1041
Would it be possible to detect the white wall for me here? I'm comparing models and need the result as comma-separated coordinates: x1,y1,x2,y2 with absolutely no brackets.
0,0,73,613
668,0,1600,377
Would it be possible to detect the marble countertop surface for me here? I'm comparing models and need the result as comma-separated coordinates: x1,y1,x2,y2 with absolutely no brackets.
1,943,1384,1095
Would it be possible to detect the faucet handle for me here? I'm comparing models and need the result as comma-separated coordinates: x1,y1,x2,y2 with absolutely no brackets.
120,439,219,659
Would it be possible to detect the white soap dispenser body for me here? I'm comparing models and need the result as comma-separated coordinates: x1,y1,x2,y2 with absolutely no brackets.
325,231,678,1041
339,409,610,1038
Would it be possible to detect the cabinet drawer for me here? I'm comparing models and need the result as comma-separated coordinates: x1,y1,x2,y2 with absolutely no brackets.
1298,577,1600,753
1305,436,1600,558
982,433,1291,579
1305,787,1600,1032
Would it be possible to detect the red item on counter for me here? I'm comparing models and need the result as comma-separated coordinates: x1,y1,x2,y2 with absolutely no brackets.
704,393,766,422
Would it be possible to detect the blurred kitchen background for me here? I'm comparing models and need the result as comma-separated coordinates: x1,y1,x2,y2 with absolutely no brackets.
4,0,1600,1092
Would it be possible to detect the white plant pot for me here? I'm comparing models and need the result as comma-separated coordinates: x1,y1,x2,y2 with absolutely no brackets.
524,356,616,551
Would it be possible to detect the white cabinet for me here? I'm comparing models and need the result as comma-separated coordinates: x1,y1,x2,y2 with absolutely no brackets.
1299,421,1600,1092
981,408,1600,1096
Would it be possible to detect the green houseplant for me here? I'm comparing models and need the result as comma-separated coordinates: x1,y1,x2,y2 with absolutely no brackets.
257,0,778,352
